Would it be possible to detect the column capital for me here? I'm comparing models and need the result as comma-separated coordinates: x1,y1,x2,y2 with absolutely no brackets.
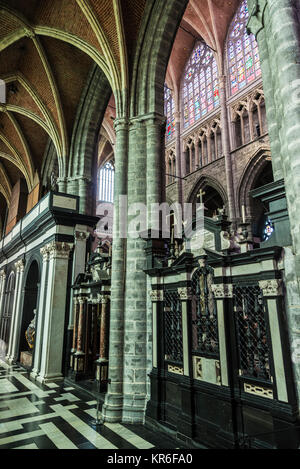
178,286,193,300
45,241,73,260
40,245,50,262
113,117,129,132
149,289,164,302
14,259,25,273
100,295,110,304
75,230,89,242
130,112,166,128
259,279,283,297
0,269,6,279
211,283,233,298
78,296,87,305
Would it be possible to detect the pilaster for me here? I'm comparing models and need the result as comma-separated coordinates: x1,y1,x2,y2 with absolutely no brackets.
6,261,24,364
36,241,73,383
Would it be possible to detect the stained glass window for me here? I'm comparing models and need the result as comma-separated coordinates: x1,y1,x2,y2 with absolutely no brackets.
227,0,261,96
164,85,175,141
182,42,219,130
263,218,274,241
99,161,114,203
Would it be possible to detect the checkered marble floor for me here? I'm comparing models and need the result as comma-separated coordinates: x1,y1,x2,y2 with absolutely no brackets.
0,360,181,450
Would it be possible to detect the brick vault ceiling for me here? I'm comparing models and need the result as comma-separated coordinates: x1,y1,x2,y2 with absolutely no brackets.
0,0,241,205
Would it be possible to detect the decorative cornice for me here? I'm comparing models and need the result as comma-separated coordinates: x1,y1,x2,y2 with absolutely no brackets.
259,279,283,297
149,289,164,302
211,283,233,298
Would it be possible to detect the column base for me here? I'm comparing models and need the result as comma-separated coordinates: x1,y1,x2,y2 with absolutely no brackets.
101,392,124,423
121,393,148,424
36,373,64,384
5,355,16,365
30,369,39,380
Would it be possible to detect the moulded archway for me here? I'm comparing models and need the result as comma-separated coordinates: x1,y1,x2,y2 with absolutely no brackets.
18,259,40,370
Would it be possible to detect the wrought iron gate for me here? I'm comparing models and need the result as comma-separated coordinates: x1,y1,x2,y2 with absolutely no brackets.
233,284,272,385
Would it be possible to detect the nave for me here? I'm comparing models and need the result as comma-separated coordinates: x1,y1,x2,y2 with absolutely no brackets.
0,360,185,450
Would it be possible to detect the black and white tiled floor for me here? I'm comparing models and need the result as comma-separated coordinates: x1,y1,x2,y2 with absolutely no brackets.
0,359,181,450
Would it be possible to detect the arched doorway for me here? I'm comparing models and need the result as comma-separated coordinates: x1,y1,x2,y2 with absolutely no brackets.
18,260,40,369
190,180,227,219
250,160,274,242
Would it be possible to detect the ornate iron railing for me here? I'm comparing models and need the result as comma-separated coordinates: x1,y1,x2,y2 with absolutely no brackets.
191,266,219,356
233,284,271,382
164,289,183,364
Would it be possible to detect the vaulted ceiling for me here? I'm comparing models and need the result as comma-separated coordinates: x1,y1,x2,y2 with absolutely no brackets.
0,0,147,205
0,0,242,210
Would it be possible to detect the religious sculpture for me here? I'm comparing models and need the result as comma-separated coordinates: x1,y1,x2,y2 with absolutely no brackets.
25,309,36,350
50,170,58,192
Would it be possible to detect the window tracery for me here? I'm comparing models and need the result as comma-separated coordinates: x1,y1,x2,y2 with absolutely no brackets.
164,85,175,142
182,41,220,130
231,89,266,148
98,161,114,203
227,0,261,96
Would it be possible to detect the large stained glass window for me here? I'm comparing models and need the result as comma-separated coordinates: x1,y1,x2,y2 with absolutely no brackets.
182,42,219,130
227,0,261,96
99,161,114,203
164,85,175,141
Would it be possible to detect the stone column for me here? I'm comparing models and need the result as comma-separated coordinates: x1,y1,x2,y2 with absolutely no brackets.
91,301,99,361
95,295,110,386
7,261,24,364
102,118,128,422
70,297,79,369
247,0,284,181
30,247,50,380
178,286,192,376
99,295,109,360
6,271,16,362
37,241,73,383
0,270,6,318
194,135,200,170
149,289,164,369
0,269,6,356
174,111,183,206
57,177,67,193
248,0,300,404
67,228,89,356
259,279,290,403
211,283,233,387
78,177,93,215
219,74,236,221
121,116,148,423
73,296,86,373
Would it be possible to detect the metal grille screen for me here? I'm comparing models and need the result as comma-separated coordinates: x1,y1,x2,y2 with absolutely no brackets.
233,285,272,382
191,266,219,356
164,290,183,363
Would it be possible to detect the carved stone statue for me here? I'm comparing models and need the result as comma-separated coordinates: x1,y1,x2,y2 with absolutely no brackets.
50,171,58,191
25,309,37,350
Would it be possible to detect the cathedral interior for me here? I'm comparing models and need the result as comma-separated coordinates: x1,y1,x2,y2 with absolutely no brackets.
0,0,300,450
